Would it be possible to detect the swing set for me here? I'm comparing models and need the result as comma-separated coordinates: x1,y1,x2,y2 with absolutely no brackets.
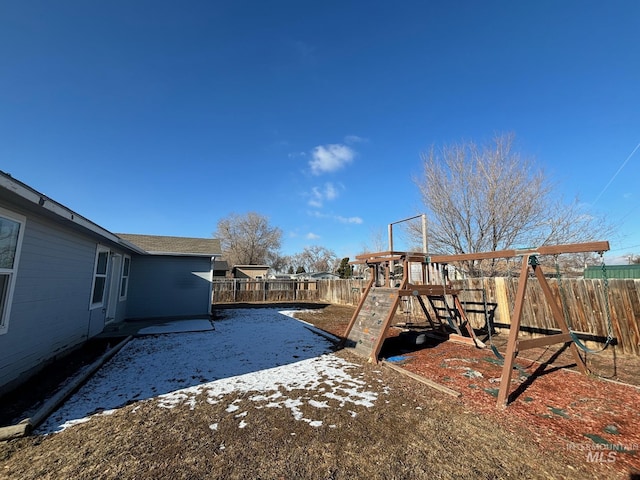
342,240,615,408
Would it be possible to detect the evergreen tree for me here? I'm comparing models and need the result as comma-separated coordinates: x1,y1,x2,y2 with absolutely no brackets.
337,257,353,279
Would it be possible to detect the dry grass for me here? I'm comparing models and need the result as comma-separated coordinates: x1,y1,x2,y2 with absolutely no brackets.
1,350,588,480
1,303,637,479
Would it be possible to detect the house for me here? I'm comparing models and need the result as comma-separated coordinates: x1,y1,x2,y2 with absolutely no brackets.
212,259,229,278
290,271,339,281
231,265,269,279
267,273,296,280
309,271,340,280
116,234,223,319
0,171,222,395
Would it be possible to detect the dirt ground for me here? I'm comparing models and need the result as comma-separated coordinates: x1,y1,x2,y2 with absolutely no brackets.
0,303,639,480
294,304,640,479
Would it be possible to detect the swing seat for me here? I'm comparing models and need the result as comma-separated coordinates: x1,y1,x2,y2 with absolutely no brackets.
568,330,614,354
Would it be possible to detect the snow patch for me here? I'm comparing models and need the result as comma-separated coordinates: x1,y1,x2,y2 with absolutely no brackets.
36,308,382,434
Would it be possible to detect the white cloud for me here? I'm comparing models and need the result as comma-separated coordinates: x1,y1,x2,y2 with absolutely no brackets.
307,210,363,225
306,232,320,240
344,135,367,145
309,144,355,175
324,183,338,200
308,182,340,207
336,215,363,224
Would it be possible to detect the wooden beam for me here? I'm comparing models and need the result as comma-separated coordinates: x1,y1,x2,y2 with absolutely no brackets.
354,251,405,260
448,333,478,346
531,263,588,374
497,255,531,408
517,333,572,351
353,241,609,265
397,285,459,296
0,421,30,442
382,361,461,398
429,241,610,264
349,256,404,265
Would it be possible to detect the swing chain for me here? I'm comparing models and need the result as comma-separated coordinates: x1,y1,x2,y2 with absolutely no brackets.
599,252,614,344
554,255,572,328
556,252,615,353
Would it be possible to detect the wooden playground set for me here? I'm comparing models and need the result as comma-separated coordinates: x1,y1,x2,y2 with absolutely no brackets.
341,241,614,408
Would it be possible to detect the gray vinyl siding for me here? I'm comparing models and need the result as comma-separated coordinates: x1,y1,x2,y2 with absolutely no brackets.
0,207,129,394
126,255,211,319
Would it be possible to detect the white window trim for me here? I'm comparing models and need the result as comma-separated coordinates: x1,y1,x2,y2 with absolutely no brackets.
0,207,26,335
89,245,110,310
119,254,131,301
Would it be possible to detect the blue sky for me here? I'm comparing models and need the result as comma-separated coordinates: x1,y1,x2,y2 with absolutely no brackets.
1,1,639,263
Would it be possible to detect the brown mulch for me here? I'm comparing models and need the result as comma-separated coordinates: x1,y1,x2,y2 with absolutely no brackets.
294,304,640,478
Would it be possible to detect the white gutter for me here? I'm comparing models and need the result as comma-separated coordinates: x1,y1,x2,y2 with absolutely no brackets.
0,173,146,255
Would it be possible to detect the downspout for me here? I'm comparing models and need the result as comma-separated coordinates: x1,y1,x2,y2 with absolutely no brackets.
210,255,217,313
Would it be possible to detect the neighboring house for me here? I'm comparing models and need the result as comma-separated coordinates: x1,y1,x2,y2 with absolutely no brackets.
0,171,222,395
231,265,269,279
267,273,296,280
309,271,340,280
212,259,229,278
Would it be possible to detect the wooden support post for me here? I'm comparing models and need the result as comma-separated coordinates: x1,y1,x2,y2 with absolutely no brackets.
414,294,437,330
453,294,486,348
497,255,531,408
531,263,588,374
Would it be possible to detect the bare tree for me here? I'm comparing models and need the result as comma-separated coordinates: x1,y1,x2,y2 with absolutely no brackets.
213,212,282,267
266,252,290,274
412,134,610,276
359,226,388,254
292,245,338,273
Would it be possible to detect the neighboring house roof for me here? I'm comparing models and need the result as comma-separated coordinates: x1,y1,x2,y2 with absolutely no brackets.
213,259,229,271
268,273,295,279
116,233,222,257
310,272,340,279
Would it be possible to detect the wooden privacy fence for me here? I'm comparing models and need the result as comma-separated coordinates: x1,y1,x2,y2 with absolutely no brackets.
316,278,640,356
210,278,639,355
212,279,320,303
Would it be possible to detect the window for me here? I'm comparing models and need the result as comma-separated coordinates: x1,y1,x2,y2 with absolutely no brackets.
90,246,110,309
0,208,26,335
119,255,130,300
